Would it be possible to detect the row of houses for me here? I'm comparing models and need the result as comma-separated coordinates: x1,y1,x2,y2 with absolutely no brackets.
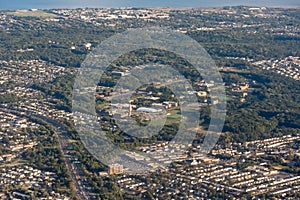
116,133,300,198
253,56,300,81
0,166,69,199
0,111,39,161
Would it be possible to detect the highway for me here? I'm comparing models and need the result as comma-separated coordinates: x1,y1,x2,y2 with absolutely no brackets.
0,107,92,200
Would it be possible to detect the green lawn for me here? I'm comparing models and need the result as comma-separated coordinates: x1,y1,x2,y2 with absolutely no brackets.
167,114,182,119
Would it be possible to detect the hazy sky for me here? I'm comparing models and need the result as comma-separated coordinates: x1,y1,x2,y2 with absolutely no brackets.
0,0,299,10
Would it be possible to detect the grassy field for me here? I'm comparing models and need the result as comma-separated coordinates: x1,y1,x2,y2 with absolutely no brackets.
167,114,181,119
6,10,57,18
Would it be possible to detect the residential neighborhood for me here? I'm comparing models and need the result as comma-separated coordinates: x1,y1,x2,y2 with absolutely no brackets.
0,166,69,200
253,56,300,81
0,5,299,199
114,134,300,199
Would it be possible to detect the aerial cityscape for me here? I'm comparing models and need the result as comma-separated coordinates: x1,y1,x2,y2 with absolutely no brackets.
0,3,299,200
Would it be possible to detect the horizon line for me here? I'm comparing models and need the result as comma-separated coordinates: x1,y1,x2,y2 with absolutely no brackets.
1,5,300,12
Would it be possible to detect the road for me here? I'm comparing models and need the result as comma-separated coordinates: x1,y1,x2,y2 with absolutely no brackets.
0,107,92,200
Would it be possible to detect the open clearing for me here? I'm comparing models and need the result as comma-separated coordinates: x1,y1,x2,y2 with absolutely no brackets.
6,10,57,18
